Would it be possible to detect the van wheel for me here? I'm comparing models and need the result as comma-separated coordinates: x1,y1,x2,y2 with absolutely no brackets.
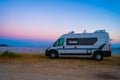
49,52,58,59
93,52,103,61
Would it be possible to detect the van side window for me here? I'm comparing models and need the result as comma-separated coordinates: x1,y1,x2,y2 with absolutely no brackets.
66,38,97,45
67,38,78,45
54,38,64,46
80,38,97,45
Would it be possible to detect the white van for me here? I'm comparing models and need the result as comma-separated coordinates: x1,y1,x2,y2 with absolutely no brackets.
45,30,111,61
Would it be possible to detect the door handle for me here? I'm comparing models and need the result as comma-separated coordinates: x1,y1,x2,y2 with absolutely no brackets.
63,46,65,49
74,46,77,49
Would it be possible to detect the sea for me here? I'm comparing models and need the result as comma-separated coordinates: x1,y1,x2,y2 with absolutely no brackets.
0,47,46,54
0,47,120,54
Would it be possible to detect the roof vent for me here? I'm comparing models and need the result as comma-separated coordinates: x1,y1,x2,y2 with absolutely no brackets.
68,31,74,34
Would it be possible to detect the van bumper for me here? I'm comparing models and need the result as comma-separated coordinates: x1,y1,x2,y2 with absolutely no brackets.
103,51,111,57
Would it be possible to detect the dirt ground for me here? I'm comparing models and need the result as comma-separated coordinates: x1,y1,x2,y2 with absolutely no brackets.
0,55,120,80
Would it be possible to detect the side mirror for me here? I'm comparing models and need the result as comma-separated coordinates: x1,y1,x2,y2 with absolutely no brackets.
53,44,56,47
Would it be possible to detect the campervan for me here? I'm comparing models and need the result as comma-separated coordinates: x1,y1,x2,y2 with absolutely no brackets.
45,30,111,61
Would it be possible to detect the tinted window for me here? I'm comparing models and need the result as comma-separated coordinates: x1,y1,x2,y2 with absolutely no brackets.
54,38,64,46
66,38,78,45
80,38,97,45
59,38,64,46
66,38,97,45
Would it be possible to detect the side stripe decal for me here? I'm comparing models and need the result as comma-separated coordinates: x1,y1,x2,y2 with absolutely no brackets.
57,48,98,50
60,53,92,55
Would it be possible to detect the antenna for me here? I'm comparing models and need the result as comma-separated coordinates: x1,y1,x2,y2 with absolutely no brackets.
83,30,86,33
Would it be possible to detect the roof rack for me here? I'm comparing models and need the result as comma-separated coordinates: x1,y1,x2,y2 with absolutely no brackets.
94,30,106,33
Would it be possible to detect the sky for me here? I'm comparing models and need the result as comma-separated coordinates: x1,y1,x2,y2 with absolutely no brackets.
0,0,120,47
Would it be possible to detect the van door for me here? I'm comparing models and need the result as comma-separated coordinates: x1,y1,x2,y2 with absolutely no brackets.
59,38,82,55
53,38,65,54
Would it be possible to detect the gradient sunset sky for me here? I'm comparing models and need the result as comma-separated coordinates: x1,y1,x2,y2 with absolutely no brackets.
0,0,120,47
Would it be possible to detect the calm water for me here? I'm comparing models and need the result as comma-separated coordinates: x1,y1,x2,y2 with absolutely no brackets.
0,47,46,54
0,47,120,54
111,48,120,54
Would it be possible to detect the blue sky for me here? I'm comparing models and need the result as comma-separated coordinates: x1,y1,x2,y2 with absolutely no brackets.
0,0,120,47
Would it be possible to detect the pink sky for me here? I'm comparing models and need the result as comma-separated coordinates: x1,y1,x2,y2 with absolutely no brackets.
0,0,120,47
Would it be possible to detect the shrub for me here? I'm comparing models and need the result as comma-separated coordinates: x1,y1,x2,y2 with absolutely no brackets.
1,50,21,58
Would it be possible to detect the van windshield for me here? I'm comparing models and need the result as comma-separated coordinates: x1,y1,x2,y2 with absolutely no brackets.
54,38,64,47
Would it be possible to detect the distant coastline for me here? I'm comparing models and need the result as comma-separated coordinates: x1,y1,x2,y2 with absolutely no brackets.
0,44,10,47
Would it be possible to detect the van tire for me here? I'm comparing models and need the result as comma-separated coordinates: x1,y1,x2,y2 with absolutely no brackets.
49,51,58,59
93,51,103,61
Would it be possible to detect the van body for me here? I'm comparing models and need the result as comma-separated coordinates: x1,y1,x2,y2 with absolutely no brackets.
45,30,111,61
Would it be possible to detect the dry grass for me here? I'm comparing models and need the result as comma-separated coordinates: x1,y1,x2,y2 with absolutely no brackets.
0,53,47,63
0,53,120,67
